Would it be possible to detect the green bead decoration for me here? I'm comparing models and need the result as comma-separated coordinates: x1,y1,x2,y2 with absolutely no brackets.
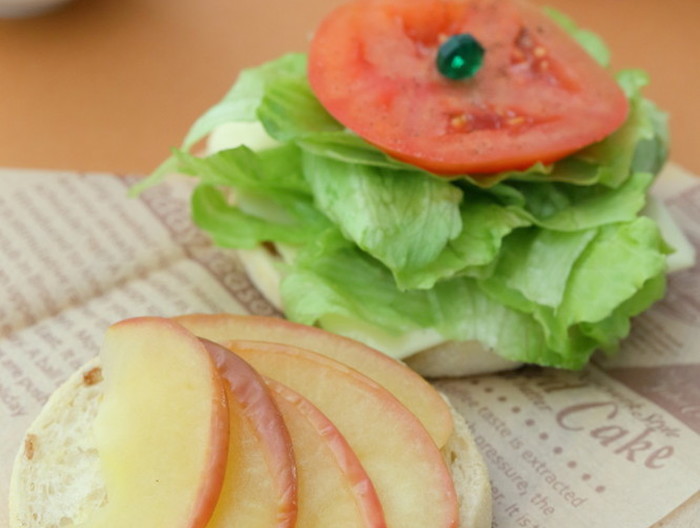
436,33,485,80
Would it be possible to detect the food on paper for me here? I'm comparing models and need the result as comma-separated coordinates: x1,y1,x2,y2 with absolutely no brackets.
174,312,453,446
9,315,492,528
199,339,297,528
79,318,229,528
141,0,694,375
230,339,458,528
267,378,385,528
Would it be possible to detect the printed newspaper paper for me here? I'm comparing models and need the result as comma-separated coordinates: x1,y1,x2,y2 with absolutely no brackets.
0,166,698,527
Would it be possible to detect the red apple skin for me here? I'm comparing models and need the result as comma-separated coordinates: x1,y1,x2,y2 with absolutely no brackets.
200,339,298,528
192,363,230,528
228,339,459,528
91,317,230,528
174,313,453,447
117,318,231,528
268,378,387,528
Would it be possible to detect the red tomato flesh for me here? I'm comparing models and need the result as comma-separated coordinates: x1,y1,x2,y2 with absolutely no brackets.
308,0,629,176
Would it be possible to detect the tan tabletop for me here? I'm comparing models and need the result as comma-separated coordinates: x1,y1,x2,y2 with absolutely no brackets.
0,0,697,176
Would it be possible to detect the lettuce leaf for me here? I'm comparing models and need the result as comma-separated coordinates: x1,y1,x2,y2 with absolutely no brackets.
148,11,672,369
393,194,530,289
185,145,331,248
257,76,343,141
302,151,464,287
557,216,668,325
131,54,308,194
175,144,309,194
543,8,611,67
281,217,668,368
507,171,654,230
191,184,329,249
482,228,598,309
184,54,308,149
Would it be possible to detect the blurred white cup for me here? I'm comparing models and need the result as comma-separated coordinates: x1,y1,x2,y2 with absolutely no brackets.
0,0,73,17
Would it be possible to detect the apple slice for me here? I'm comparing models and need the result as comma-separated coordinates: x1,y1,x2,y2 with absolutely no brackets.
229,340,459,528
174,313,453,447
87,317,229,528
267,378,387,528
199,340,297,528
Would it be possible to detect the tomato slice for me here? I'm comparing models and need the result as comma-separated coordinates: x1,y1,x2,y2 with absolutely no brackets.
308,0,629,175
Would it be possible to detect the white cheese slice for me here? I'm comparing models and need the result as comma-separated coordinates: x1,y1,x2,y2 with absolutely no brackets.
319,314,446,359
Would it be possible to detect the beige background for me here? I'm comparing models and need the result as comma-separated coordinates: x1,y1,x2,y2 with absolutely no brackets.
0,0,697,176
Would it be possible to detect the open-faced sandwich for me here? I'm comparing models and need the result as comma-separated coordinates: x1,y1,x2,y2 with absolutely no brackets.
138,0,694,376
9,315,491,528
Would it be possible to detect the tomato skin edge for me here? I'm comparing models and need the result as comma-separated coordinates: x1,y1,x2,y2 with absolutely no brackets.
308,0,630,177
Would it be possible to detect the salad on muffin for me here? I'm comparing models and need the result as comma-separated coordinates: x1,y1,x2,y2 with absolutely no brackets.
138,0,692,373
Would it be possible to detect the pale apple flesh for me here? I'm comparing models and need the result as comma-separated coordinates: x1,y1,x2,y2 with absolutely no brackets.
86,317,230,528
199,339,297,528
267,378,387,528
174,313,453,448
228,339,459,528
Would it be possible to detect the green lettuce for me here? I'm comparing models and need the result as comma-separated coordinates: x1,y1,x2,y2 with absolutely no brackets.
543,8,611,67
303,151,464,288
142,13,672,369
184,54,309,148
281,216,668,368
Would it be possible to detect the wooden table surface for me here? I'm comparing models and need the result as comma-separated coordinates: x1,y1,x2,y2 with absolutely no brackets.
0,0,697,176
